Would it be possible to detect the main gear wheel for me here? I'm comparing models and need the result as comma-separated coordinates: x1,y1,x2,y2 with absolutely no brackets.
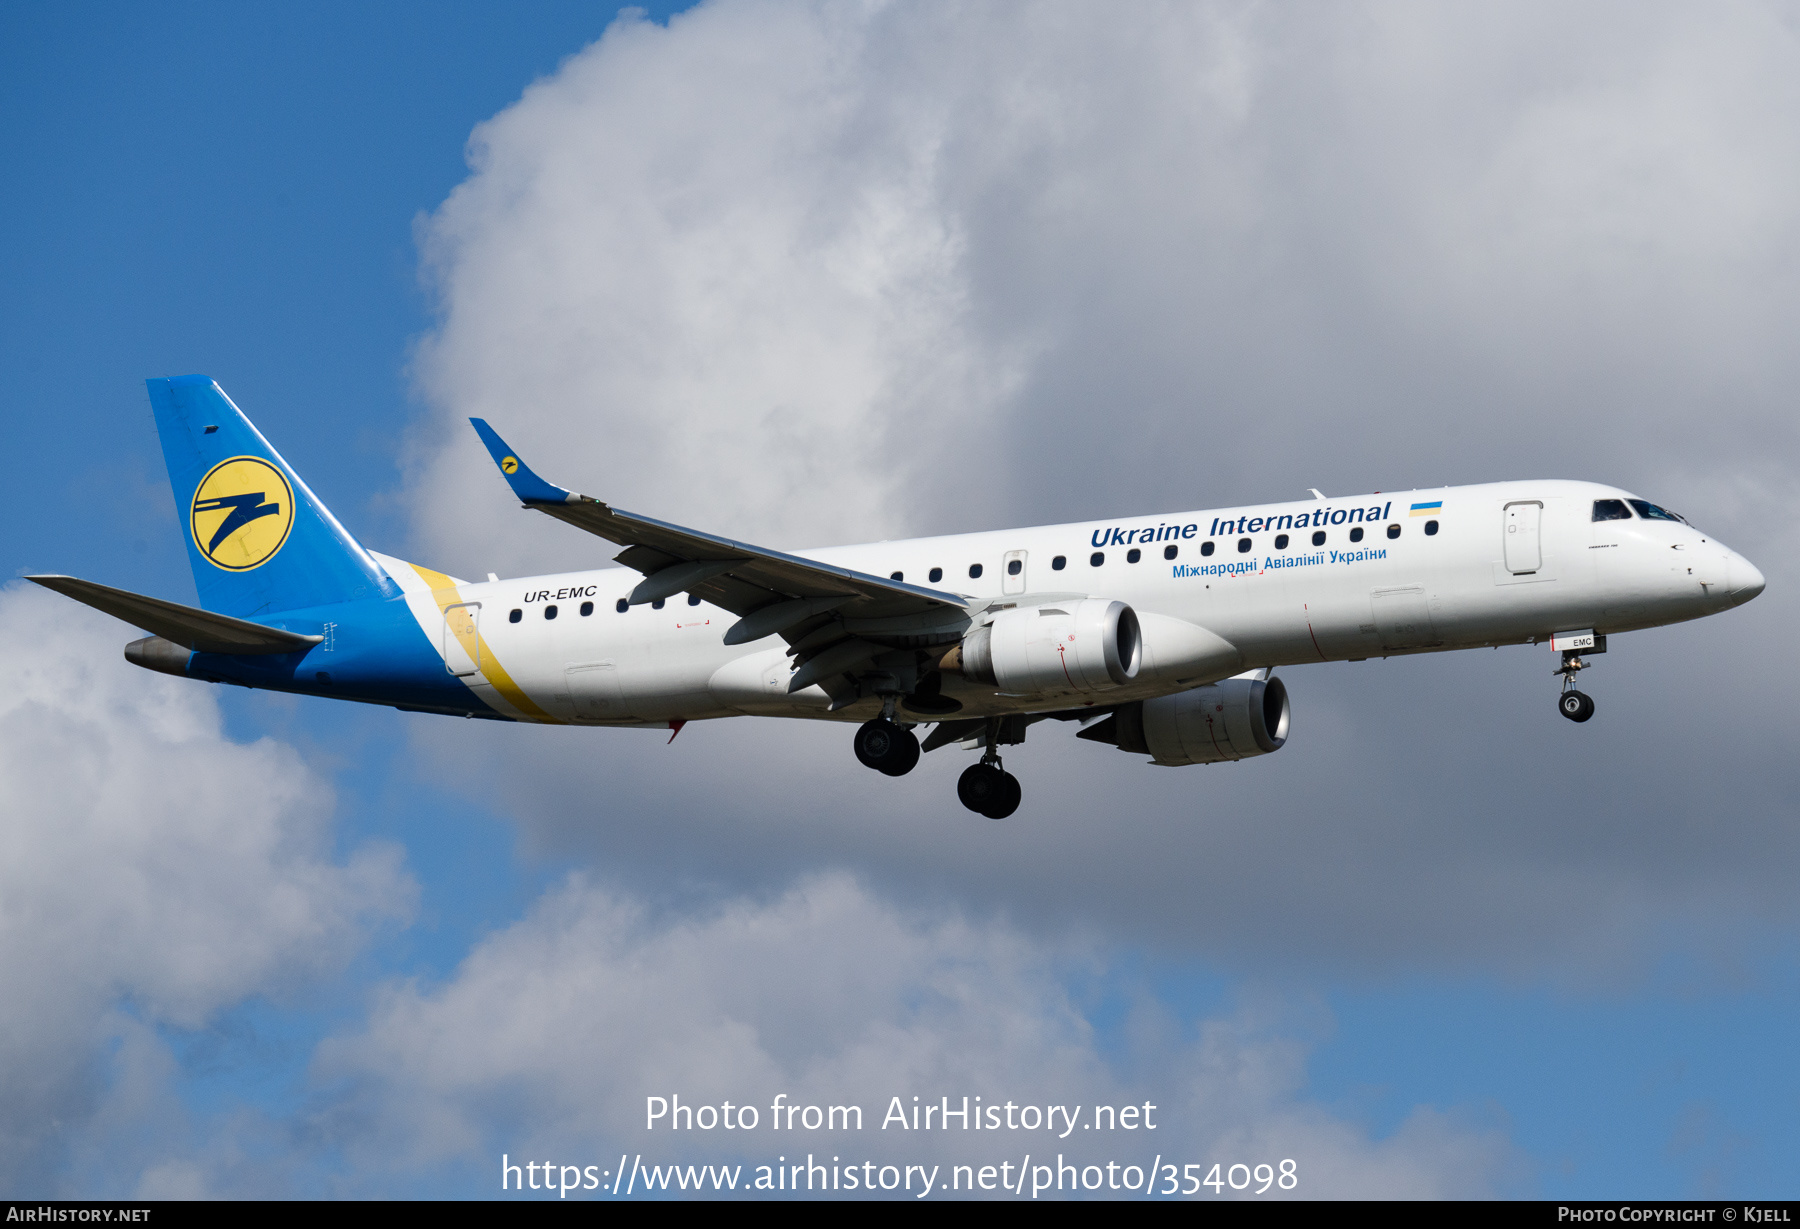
957,763,1021,818
854,718,921,776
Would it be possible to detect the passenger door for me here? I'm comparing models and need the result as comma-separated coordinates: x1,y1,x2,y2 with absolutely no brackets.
441,602,481,676
1503,501,1542,574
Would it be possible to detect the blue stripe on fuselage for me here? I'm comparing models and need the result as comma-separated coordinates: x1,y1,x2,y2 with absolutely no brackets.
183,591,500,717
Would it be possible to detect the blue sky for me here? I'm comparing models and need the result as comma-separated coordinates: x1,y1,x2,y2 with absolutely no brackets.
0,0,675,1003
4,1,680,588
4,0,1799,1200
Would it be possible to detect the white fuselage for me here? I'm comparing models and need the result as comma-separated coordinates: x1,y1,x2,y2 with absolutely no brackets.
379,480,1762,727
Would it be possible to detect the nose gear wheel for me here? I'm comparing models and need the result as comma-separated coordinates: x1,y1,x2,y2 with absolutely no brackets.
1554,649,1597,722
854,718,920,776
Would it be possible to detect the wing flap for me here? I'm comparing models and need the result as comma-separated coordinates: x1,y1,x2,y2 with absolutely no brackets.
613,544,682,575
628,559,744,606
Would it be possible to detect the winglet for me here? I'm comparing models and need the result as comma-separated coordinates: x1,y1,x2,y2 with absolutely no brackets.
469,418,579,505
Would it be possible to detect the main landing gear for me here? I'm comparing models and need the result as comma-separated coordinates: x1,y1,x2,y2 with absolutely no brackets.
957,718,1021,819
854,713,921,776
958,761,1021,819
1556,649,1596,723
851,702,1022,818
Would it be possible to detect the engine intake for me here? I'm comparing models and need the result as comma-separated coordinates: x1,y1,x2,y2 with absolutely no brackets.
1079,674,1289,765
953,600,1140,697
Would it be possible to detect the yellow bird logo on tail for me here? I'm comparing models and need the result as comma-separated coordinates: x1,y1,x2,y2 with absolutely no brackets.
190,456,294,570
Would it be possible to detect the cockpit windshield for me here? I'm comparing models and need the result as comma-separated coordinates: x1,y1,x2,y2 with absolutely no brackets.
1591,499,1632,521
1628,499,1685,523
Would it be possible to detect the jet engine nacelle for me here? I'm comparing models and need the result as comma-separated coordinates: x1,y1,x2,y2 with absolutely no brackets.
954,599,1141,697
1082,674,1290,765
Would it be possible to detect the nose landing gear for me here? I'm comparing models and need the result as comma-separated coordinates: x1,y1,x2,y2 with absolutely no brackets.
1555,648,1596,723
1558,688,1595,722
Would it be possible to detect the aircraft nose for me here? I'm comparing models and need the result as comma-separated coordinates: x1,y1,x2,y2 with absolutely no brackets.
1728,552,1766,606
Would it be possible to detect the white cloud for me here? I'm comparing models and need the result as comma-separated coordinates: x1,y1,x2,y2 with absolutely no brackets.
345,0,1800,1194
406,0,1800,577
396,0,1800,977
404,626,1800,983
316,871,1512,1197
408,0,1020,578
17,0,1800,1200
0,583,412,1194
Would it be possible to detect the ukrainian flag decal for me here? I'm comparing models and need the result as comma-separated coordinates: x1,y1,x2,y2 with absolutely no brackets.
1410,501,1443,518
190,456,295,571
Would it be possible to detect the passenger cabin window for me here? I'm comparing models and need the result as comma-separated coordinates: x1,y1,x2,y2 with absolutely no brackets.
1424,520,1439,536
615,598,628,613
509,608,522,623
688,594,701,605
651,598,665,610
1007,559,1022,575
1592,499,1632,522
1349,526,1364,543
1386,523,1401,539
1200,541,1215,556
1311,530,1326,547
929,567,943,582
1163,544,1177,560
1274,534,1289,550
1090,552,1105,567
1051,556,1066,571
545,605,558,620
1237,538,1251,553
580,601,594,616
968,563,983,579
1126,548,1141,563
1629,499,1685,523
891,571,903,581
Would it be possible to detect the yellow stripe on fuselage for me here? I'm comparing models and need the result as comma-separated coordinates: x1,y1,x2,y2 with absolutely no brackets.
409,563,559,722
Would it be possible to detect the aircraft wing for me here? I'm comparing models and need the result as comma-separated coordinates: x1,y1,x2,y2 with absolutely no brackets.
470,420,971,654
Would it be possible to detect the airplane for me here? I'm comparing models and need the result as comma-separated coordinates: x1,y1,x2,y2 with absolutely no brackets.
30,376,1766,819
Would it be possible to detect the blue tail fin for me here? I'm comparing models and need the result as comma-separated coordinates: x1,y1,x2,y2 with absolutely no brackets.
148,375,393,617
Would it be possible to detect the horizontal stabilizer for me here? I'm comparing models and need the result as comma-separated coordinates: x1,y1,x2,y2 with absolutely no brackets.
26,575,323,655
